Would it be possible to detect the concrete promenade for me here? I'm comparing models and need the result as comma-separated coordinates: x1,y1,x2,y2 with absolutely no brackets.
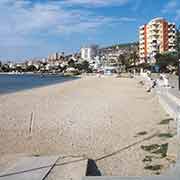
135,74,180,179
149,74,180,131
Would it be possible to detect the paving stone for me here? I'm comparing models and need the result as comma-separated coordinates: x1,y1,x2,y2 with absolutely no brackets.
46,156,88,180
0,155,59,180
82,176,179,180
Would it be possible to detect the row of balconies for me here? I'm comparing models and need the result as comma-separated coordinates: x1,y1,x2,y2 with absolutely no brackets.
168,35,176,39
139,39,145,43
139,31,144,35
139,54,145,57
139,25,145,30
139,43,145,47
140,28,175,37
139,35,145,39
168,24,176,29
139,48,145,51
168,32,176,36
139,29,174,37
168,28,176,32
139,46,145,49
139,38,145,41
148,25,161,30
139,47,176,56
139,50,145,53
168,39,176,43
168,29,176,32
147,34,161,37
140,45,145,49
139,51,145,54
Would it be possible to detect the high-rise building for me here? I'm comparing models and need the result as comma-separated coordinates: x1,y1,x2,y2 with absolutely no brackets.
80,45,99,61
139,17,176,64
48,52,65,62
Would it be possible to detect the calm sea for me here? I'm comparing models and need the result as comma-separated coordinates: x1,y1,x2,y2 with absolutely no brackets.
0,74,78,94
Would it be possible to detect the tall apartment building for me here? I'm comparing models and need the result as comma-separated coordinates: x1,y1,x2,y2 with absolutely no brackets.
80,45,99,61
48,52,65,62
139,17,176,64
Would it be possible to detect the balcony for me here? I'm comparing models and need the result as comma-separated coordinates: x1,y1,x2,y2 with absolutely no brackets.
139,31,144,35
168,32,176,37
139,35,144,40
139,39,145,43
169,39,175,43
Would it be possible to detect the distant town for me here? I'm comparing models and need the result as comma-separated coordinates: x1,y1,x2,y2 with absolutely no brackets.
0,17,179,75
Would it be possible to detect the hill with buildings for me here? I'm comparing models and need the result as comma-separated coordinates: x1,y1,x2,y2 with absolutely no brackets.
102,42,138,50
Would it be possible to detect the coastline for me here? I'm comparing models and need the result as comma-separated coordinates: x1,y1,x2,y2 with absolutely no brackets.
0,76,176,175
0,73,80,95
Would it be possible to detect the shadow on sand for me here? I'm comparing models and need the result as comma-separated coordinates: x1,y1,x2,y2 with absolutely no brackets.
86,159,102,176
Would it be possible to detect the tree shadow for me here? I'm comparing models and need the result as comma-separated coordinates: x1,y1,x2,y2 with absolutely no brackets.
86,159,101,176
159,118,174,125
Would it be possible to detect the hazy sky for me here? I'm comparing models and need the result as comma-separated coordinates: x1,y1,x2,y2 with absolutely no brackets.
0,0,180,61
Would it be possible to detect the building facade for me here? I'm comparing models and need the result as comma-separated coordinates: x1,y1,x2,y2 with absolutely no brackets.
48,52,65,62
80,45,99,61
139,17,176,64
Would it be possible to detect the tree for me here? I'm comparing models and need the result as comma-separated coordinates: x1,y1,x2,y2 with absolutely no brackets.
1,64,10,72
118,54,131,70
81,60,89,71
0,61,2,72
155,52,177,72
15,66,24,72
131,50,138,66
26,65,38,72
68,59,75,68
76,60,90,72
118,54,125,65
177,26,180,59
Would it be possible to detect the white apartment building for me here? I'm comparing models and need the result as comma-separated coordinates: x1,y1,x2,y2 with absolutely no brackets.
139,17,176,64
80,45,99,61
48,52,64,61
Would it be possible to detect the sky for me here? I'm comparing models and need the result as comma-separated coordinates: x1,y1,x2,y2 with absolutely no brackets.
0,0,180,61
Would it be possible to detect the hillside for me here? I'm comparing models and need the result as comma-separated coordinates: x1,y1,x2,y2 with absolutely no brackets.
101,42,138,50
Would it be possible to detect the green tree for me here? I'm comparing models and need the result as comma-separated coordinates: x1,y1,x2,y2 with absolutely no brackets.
76,60,90,72
68,59,76,68
16,66,24,72
155,52,177,71
118,54,131,70
0,61,2,72
131,50,138,66
81,60,89,71
177,27,180,59
1,64,10,72
26,65,38,72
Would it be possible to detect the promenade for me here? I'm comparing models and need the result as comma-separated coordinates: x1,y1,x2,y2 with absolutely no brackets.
150,74,180,118
151,74,180,98
0,76,175,176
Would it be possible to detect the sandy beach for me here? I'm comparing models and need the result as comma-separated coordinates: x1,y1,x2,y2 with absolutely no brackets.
0,76,175,176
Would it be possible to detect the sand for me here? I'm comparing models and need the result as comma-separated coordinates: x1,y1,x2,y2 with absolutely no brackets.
0,75,175,176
